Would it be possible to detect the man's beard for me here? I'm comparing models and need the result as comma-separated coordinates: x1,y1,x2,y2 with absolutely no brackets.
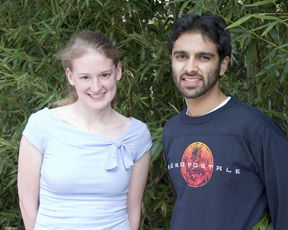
172,65,221,99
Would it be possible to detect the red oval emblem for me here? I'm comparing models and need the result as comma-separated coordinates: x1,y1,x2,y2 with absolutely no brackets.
181,142,214,187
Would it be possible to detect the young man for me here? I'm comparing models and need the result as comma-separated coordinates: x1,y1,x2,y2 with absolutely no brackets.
162,13,288,230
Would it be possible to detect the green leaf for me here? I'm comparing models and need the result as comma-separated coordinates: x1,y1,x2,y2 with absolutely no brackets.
227,15,253,29
151,141,163,163
280,63,288,83
261,21,278,36
252,14,281,21
245,0,275,7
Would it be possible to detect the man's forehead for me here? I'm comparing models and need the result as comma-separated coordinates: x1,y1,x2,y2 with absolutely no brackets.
172,32,218,54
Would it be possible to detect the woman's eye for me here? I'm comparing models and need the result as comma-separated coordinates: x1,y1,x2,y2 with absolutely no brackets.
80,76,90,80
101,73,110,78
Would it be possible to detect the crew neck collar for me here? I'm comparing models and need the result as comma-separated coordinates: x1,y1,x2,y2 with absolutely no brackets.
181,96,239,125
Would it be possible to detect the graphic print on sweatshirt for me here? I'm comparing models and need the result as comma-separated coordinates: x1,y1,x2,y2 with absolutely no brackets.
167,141,241,188
181,142,213,187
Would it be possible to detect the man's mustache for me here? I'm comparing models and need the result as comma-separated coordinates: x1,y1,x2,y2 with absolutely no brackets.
180,73,203,78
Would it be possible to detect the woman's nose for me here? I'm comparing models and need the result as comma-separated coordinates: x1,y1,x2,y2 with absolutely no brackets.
90,77,101,91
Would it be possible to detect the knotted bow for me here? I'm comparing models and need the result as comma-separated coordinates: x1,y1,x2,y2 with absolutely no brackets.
105,141,133,171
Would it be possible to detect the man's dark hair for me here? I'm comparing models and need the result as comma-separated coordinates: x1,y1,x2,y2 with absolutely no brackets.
168,13,231,62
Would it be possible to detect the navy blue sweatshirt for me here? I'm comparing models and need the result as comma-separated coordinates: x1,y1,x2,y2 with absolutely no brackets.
162,96,288,230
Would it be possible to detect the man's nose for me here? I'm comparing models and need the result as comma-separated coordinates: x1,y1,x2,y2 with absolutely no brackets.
184,57,198,73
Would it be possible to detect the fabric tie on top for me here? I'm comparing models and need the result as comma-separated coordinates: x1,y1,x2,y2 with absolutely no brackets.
106,141,134,171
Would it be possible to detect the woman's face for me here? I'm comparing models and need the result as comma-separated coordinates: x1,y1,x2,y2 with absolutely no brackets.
66,51,122,111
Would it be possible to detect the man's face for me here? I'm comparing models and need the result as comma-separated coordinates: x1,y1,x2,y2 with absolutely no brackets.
171,32,227,99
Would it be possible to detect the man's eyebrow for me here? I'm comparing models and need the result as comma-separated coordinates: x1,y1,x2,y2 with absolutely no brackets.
172,50,187,56
197,52,215,57
172,51,216,57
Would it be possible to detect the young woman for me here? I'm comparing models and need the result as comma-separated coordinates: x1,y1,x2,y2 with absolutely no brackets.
17,31,152,230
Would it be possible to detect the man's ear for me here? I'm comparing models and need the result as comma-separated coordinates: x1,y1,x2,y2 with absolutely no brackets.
219,56,230,76
66,67,75,86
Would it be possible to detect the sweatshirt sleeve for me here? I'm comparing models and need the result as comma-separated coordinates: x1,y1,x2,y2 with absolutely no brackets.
260,132,288,229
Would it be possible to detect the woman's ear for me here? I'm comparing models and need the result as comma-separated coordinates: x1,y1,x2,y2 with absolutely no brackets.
66,67,75,86
116,63,122,81
219,56,230,76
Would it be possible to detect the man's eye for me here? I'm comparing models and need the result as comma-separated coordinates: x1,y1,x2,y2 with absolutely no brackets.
199,56,210,61
176,55,187,60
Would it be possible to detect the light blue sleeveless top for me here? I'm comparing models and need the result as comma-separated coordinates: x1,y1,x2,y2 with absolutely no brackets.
23,108,152,230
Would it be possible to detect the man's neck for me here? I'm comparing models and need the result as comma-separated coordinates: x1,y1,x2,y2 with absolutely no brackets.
185,91,227,117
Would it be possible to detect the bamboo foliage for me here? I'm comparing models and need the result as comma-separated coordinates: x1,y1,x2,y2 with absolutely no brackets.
0,0,287,229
